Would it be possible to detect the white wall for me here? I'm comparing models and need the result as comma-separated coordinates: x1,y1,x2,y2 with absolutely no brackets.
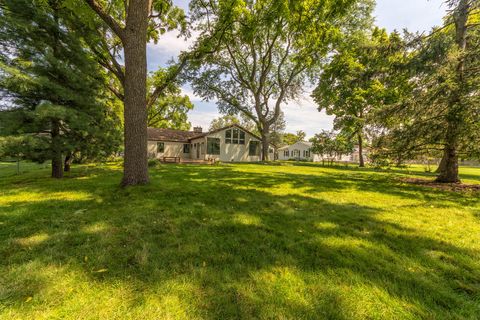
204,128,261,162
277,142,314,161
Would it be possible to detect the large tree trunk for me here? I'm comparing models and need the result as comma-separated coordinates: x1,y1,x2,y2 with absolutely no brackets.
435,153,447,173
51,120,63,179
357,132,365,167
261,128,270,161
120,0,149,186
436,125,460,183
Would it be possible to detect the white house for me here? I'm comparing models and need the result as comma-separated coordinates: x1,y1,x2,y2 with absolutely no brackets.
277,141,368,163
147,124,264,162
277,141,320,161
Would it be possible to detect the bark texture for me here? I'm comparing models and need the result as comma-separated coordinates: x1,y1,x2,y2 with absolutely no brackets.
51,119,63,179
86,0,150,186
435,0,469,183
120,0,149,186
261,130,270,161
64,152,72,172
358,132,365,167
435,153,447,173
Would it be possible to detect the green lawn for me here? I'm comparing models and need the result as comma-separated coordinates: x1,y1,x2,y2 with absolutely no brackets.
1,162,479,319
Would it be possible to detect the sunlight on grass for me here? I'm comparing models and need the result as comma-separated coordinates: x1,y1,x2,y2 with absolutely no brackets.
233,213,262,226
0,162,479,319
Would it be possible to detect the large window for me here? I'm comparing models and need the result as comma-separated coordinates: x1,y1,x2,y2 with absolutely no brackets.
183,144,190,153
225,128,245,144
157,142,164,153
207,138,220,155
249,141,260,156
284,150,289,157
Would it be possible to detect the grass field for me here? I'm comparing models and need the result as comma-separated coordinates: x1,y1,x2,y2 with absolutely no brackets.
1,162,479,319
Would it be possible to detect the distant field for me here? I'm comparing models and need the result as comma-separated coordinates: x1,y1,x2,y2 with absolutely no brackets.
1,162,479,319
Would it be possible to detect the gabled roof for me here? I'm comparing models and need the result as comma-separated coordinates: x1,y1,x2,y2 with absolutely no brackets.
190,124,262,141
147,124,262,143
278,141,312,150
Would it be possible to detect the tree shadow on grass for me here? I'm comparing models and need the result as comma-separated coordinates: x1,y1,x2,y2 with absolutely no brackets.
0,164,479,319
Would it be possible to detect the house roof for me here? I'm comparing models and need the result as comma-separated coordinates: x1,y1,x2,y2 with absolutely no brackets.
278,141,312,150
147,124,262,143
147,127,200,142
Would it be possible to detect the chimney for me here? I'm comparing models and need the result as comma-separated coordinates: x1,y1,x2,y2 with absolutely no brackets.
193,126,203,133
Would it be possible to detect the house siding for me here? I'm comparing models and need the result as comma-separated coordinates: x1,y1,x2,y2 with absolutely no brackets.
147,125,262,162
148,141,191,159
277,142,314,161
203,129,261,162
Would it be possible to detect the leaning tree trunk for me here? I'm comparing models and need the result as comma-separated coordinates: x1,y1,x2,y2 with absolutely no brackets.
435,153,447,173
64,152,72,172
51,119,63,179
120,0,149,186
435,124,460,183
357,132,365,168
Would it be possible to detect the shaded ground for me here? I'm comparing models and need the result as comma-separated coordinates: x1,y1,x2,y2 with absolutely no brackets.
401,177,480,192
0,162,479,319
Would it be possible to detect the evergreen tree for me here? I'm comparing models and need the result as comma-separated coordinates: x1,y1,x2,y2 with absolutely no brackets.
0,0,122,178
372,2,479,181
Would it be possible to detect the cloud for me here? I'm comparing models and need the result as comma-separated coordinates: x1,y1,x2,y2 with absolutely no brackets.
181,85,208,103
283,93,334,138
374,0,446,33
147,31,195,71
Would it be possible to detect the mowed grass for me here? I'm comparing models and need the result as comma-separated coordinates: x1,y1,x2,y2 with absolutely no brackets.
1,162,479,319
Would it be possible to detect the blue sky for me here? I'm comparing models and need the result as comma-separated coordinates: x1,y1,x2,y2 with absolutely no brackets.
147,0,447,137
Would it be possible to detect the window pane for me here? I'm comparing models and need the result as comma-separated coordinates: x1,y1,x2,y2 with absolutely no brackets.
249,141,260,156
183,144,190,153
233,129,239,139
226,129,231,138
207,138,220,155
239,139,245,145
157,142,164,153
226,138,232,144
239,131,245,139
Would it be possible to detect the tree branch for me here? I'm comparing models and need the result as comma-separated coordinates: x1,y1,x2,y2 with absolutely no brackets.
85,0,125,41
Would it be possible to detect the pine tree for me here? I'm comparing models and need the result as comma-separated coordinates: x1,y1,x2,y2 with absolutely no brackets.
0,0,122,178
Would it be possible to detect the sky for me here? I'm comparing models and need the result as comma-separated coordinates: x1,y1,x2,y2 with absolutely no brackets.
147,0,448,137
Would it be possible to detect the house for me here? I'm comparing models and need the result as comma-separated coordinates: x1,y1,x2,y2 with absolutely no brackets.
147,124,263,162
277,141,368,163
277,141,320,161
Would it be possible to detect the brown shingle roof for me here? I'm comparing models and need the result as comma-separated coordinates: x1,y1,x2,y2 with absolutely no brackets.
147,127,199,142
147,124,262,143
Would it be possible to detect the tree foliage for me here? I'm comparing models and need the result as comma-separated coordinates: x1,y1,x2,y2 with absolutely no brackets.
187,0,372,160
371,1,480,181
310,130,354,163
282,130,306,146
312,27,409,167
0,0,122,177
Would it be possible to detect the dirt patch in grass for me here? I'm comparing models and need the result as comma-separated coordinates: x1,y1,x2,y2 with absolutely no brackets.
401,177,480,192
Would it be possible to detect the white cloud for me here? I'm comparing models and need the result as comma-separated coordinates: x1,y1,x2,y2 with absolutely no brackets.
187,109,220,129
375,0,446,33
283,93,334,138
181,86,207,103
147,30,197,70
